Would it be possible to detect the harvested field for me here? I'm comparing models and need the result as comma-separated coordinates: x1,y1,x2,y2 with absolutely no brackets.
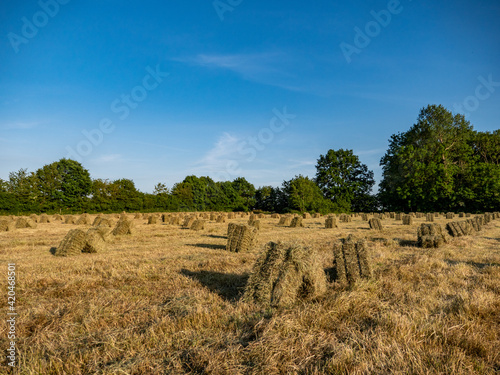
0,212,499,374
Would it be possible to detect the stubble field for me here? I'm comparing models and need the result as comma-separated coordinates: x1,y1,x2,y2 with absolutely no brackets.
0,213,499,374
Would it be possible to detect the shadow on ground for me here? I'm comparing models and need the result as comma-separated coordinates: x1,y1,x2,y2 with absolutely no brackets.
186,243,226,250
180,269,249,301
444,259,500,269
202,234,227,239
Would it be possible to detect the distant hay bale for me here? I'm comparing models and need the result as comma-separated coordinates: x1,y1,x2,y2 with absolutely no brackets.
446,212,455,219
111,218,134,235
361,213,369,221
271,213,280,219
15,218,37,229
29,214,38,223
147,215,158,225
402,215,413,225
312,213,321,218
216,215,226,223
53,214,63,221
302,213,311,219
325,216,337,229
182,216,196,228
92,217,113,227
417,223,446,248
243,241,327,307
446,221,473,237
426,213,434,222
190,219,205,231
134,213,142,219
227,212,236,219
248,219,261,230
290,217,304,228
332,235,371,284
39,214,50,223
226,224,258,253
64,215,76,224
339,214,351,223
0,220,16,232
210,213,217,221
368,218,383,231
416,212,424,219
395,213,402,220
483,213,493,224
458,212,465,218
88,226,112,242
76,214,91,225
467,217,482,232
278,216,292,226
389,212,395,219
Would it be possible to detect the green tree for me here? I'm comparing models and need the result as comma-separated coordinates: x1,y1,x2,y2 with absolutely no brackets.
231,177,256,211
282,175,330,213
35,159,92,211
315,149,375,212
379,105,479,211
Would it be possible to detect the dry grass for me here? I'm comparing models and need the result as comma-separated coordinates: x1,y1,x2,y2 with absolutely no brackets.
0,213,499,374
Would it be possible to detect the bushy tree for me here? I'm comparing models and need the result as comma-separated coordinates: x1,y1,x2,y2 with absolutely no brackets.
316,149,375,212
282,175,332,213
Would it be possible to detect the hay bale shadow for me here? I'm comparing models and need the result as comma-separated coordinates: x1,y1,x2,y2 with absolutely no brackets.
186,243,226,250
324,267,339,282
180,269,249,301
202,234,227,239
444,259,500,269
396,238,419,247
49,247,57,255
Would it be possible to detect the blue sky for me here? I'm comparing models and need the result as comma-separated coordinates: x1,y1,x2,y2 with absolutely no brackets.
1,0,499,193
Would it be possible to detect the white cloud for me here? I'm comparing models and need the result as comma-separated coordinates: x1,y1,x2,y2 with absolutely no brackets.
90,154,123,163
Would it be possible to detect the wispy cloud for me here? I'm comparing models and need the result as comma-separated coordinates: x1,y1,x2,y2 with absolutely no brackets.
175,52,306,92
193,133,242,174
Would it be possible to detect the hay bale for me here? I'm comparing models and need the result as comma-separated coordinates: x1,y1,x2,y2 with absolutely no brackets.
29,214,39,223
313,213,321,218
417,223,446,248
210,212,217,221
39,214,50,223
111,218,134,235
271,213,280,219
389,212,395,219
395,213,402,220
402,215,413,225
446,212,455,219
425,213,434,222
92,216,113,227
278,216,292,226
368,218,383,231
0,220,16,232
190,219,205,231
458,212,465,218
134,213,142,219
226,224,258,253
88,226,112,242
182,216,196,228
227,212,236,219
84,228,107,253
76,214,91,225
290,217,304,228
216,215,226,223
333,235,371,285
339,214,351,223
361,213,369,221
325,216,337,229
54,229,88,256
446,221,472,237
416,212,424,219
243,241,326,307
302,213,311,219
467,217,482,232
15,218,37,229
248,219,261,230
147,215,158,225
64,215,76,224
53,214,63,221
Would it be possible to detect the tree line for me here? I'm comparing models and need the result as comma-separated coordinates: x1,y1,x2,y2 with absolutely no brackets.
1,105,498,214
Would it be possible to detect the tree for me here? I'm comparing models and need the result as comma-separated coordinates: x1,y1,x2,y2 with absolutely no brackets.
282,175,330,213
7,168,39,212
35,159,92,211
378,104,483,211
315,149,375,212
231,177,256,211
